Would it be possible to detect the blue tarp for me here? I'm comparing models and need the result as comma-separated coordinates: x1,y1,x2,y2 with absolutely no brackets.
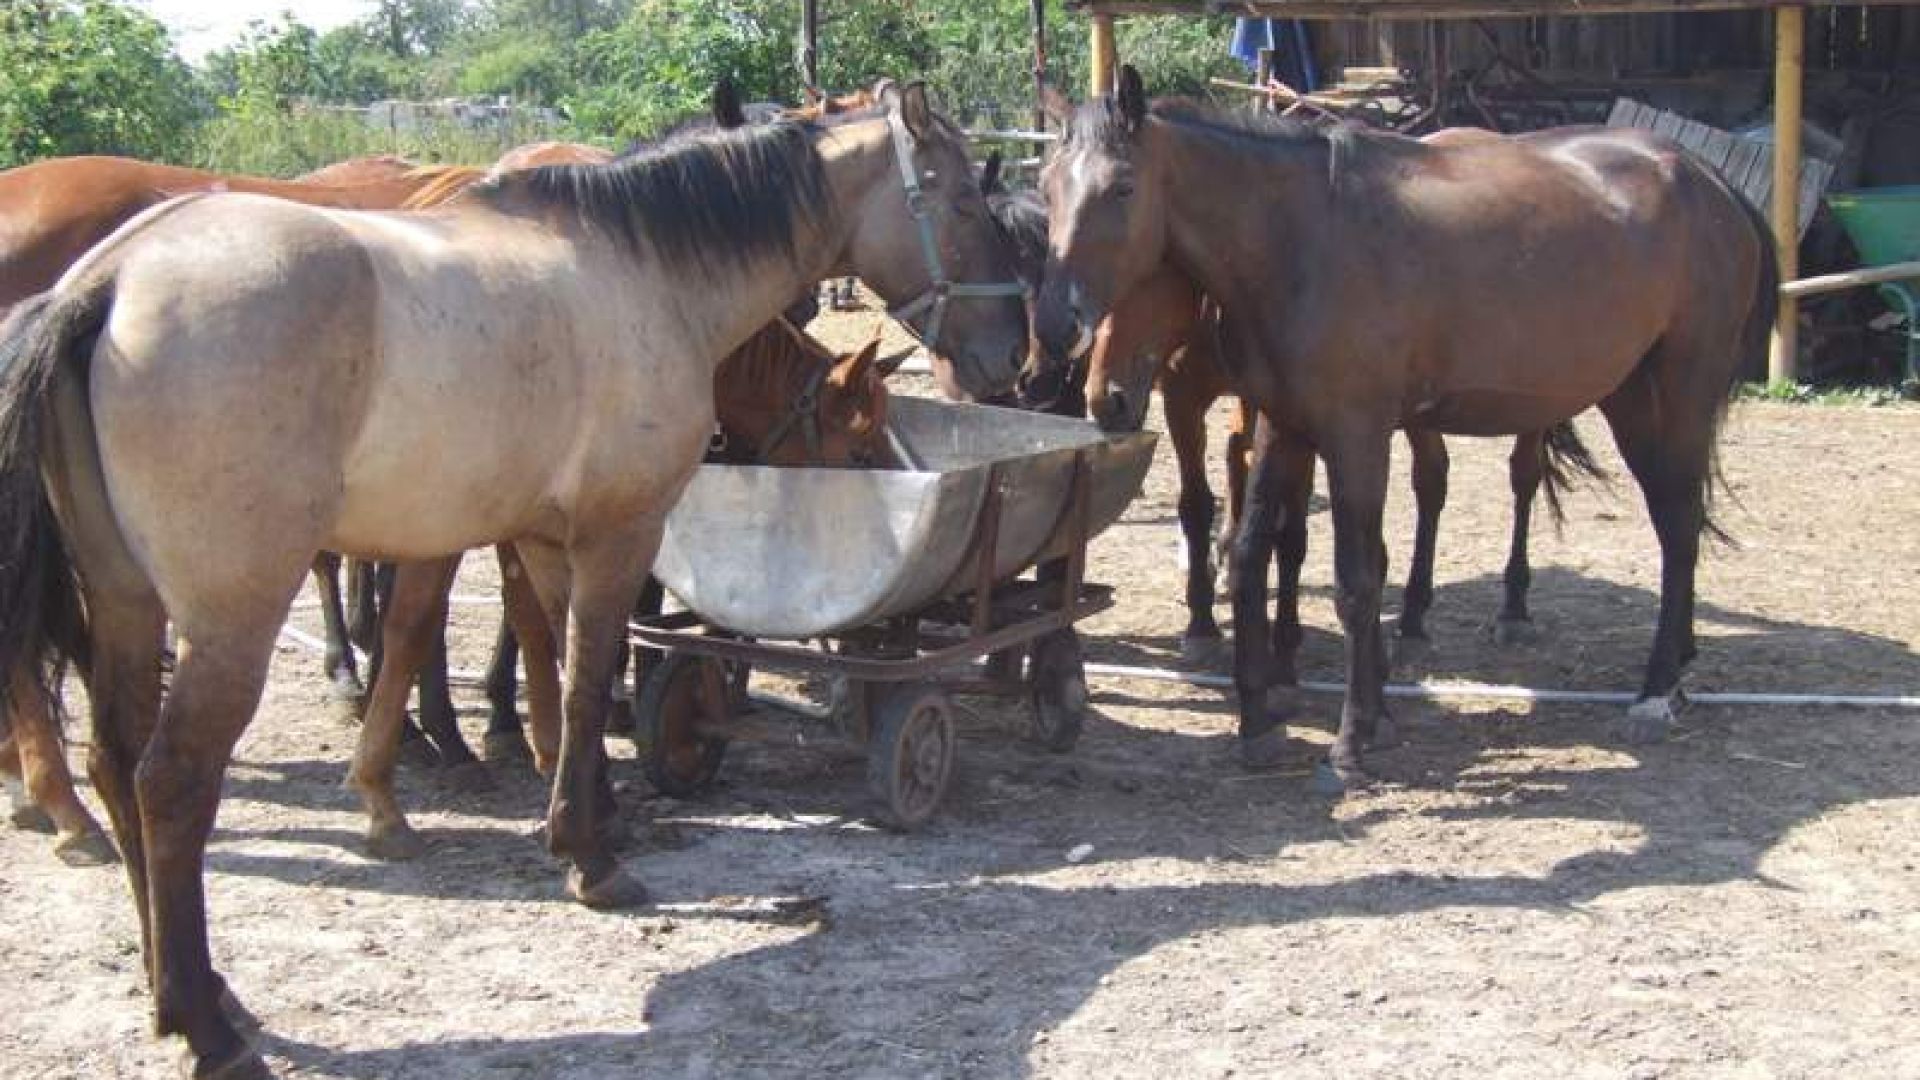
1229,17,1318,93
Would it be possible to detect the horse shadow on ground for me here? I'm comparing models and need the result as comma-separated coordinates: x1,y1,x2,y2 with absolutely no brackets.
233,570,1920,1078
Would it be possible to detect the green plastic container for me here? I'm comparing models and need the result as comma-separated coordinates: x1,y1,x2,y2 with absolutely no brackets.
1826,185,1920,268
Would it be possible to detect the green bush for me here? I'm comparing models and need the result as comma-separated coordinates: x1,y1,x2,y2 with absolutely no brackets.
0,0,204,167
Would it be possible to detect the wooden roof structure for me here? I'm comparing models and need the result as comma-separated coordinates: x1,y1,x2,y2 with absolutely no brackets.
1068,0,1920,380
1069,0,1920,18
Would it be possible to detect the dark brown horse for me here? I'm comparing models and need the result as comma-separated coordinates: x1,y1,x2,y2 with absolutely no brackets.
988,164,1601,674
1033,68,1774,783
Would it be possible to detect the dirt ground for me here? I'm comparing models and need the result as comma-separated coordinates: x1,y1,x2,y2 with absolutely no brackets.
4,304,1920,1078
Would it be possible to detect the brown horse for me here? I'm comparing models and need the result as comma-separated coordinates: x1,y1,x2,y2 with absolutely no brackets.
1033,68,1774,783
349,330,895,859
0,155,470,315
1081,263,1608,672
295,154,418,185
0,82,1024,1077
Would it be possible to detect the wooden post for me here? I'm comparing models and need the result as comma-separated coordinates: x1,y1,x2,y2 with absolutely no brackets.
1769,5,1805,384
1031,0,1049,131
1090,13,1117,97
800,0,820,93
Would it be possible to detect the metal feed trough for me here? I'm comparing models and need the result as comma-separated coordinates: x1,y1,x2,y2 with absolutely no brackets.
632,397,1156,829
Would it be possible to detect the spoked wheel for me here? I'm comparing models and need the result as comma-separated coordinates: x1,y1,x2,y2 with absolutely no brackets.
866,684,957,831
638,650,744,796
1028,628,1088,753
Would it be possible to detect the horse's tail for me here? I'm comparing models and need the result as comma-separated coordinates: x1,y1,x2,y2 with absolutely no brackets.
0,279,112,713
1699,188,1782,546
1538,419,1610,526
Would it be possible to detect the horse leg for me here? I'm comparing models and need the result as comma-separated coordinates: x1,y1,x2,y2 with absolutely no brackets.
629,576,666,705
1322,428,1397,786
1600,374,1709,744
1496,430,1547,643
481,611,525,761
346,556,461,860
413,616,481,775
141,610,287,1080
1267,424,1313,691
5,670,116,865
1164,373,1223,668
1396,427,1448,646
363,563,437,768
536,522,663,908
1217,397,1255,588
345,558,379,654
1231,416,1313,769
310,553,361,701
499,543,561,777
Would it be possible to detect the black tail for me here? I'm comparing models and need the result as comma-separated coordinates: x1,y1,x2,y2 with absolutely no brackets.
1700,190,1782,546
0,282,112,715
1537,419,1611,527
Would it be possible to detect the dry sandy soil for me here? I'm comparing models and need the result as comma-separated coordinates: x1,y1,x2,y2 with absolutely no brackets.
3,308,1919,1079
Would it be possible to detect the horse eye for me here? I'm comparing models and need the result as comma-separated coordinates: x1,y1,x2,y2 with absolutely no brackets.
1115,182,1136,198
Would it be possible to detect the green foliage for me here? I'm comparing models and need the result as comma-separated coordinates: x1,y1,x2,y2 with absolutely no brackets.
194,107,537,177
1735,381,1917,406
0,0,203,167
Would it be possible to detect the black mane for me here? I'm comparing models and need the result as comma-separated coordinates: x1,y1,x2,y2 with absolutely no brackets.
485,120,829,277
986,188,1049,287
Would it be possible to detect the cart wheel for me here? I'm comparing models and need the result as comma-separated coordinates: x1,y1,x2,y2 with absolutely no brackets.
638,650,740,796
866,685,956,831
1029,629,1088,753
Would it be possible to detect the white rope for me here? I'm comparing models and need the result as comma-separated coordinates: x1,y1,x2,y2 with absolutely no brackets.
1082,660,1920,710
273,625,1920,711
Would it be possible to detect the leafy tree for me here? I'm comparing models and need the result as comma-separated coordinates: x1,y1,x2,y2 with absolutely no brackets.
0,0,203,166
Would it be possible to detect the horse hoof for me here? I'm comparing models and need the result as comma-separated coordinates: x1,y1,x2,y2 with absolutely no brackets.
396,738,442,773
1617,695,1678,745
219,986,263,1034
365,822,425,862
182,1043,271,1080
1239,729,1306,771
1492,617,1538,647
54,829,119,867
1365,714,1404,753
567,865,651,910
324,673,365,704
1262,683,1302,719
1315,750,1374,795
1180,634,1228,671
7,801,55,835
483,729,534,767
1391,631,1432,667
440,761,493,795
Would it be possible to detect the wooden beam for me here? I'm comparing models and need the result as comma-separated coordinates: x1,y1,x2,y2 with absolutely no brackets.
1090,13,1118,96
1769,5,1804,383
1069,0,1920,20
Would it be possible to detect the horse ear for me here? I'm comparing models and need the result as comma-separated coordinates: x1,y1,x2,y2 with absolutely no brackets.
835,337,883,387
711,75,746,129
899,81,935,140
1117,65,1147,130
874,343,915,378
979,150,1004,196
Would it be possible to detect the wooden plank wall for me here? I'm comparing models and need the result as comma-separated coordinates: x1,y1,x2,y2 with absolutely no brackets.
1606,97,1835,235
1321,7,1920,82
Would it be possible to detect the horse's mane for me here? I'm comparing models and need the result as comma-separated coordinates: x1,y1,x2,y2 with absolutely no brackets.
1063,95,1371,190
986,188,1048,287
399,165,488,209
484,120,828,276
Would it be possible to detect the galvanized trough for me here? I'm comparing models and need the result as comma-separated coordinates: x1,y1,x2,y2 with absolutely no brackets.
651,397,1157,638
